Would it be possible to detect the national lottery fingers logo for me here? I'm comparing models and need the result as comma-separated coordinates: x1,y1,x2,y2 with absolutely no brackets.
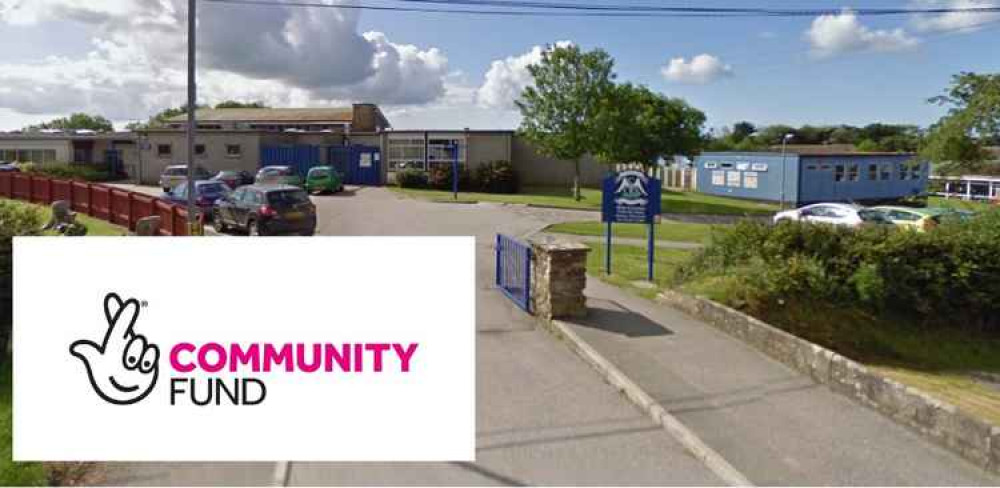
70,292,420,407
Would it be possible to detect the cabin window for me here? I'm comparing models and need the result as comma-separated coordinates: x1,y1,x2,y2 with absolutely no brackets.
834,165,845,182
868,164,878,181
880,164,892,180
847,164,860,182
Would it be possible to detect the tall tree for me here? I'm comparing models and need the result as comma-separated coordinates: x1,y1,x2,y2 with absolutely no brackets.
923,72,1000,170
591,83,705,166
516,44,615,200
25,113,113,132
731,121,756,143
126,104,208,130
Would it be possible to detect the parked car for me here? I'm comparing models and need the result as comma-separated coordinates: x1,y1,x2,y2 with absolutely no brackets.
211,170,255,189
159,165,211,192
0,163,20,172
872,206,974,231
213,184,316,236
162,180,231,221
773,203,891,228
304,166,343,194
255,166,302,187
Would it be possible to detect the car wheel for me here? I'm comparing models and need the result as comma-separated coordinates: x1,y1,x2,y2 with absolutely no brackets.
247,219,261,237
214,211,227,233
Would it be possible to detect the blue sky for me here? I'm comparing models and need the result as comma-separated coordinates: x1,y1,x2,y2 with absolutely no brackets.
0,0,997,131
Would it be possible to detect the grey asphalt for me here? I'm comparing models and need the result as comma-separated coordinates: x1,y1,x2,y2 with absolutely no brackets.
103,186,722,486
561,277,1000,486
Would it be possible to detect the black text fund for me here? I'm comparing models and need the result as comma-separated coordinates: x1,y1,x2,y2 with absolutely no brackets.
170,377,267,406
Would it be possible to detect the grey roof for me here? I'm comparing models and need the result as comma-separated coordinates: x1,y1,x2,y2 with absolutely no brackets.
165,108,354,123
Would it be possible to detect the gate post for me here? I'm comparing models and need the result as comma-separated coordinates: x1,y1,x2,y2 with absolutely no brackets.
528,238,590,320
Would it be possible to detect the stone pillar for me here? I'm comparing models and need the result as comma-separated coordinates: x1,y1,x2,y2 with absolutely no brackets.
135,216,162,236
528,238,590,320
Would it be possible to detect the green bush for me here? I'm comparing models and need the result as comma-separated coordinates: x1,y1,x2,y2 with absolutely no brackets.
395,168,428,189
677,212,1000,332
427,164,472,191
474,160,519,194
27,163,113,182
0,201,44,362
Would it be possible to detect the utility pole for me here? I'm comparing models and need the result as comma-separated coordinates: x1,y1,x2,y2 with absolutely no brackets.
186,0,198,232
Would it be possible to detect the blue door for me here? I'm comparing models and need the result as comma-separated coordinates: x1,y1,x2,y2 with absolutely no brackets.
327,145,381,185
260,145,321,177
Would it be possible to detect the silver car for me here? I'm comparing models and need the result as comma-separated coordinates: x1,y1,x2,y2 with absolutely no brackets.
159,165,211,192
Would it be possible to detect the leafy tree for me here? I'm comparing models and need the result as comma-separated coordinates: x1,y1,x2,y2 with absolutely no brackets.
516,44,616,200
731,121,756,143
923,72,1000,170
855,139,880,152
214,100,269,109
591,83,705,165
126,104,209,130
756,125,797,145
25,113,113,132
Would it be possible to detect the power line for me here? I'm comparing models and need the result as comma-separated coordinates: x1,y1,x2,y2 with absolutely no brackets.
203,0,1000,17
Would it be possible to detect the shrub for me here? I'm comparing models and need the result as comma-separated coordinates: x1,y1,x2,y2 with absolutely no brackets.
27,163,113,182
427,164,473,191
677,213,1000,333
0,201,44,360
395,169,428,189
474,160,519,194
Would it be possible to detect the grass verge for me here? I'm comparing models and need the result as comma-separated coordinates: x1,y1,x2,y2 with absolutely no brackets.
390,185,778,216
584,244,693,299
1,199,126,236
546,220,716,244
1,358,46,486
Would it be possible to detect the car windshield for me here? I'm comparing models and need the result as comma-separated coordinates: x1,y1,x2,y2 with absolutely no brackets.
198,183,229,195
165,168,186,176
310,169,331,177
858,209,890,222
267,190,310,206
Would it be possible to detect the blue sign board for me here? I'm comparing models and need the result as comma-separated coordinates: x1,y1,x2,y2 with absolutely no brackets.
602,171,661,223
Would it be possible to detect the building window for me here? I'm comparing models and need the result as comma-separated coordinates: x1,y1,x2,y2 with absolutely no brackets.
711,170,725,186
1,149,56,163
427,138,466,170
744,172,759,189
157,144,172,158
898,163,908,180
847,164,859,182
388,137,426,171
868,164,878,181
880,164,892,180
834,164,845,182
195,144,206,157
726,171,741,187
226,144,242,157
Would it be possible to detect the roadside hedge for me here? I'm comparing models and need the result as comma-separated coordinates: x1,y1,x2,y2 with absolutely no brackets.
0,201,44,362
394,160,520,194
676,211,1000,332
25,163,116,182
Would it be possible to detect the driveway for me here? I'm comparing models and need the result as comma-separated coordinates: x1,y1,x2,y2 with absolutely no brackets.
104,186,723,486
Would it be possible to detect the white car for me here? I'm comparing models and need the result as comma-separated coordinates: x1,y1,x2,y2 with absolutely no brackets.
773,203,890,228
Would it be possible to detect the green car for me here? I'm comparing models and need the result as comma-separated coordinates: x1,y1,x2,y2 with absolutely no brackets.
304,166,344,194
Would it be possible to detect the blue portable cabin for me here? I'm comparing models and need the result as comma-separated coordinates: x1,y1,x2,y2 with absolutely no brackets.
694,152,928,206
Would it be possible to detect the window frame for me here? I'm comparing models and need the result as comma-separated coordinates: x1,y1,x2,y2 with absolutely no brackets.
157,144,172,158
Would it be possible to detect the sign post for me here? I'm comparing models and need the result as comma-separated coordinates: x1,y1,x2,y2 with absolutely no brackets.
601,170,662,281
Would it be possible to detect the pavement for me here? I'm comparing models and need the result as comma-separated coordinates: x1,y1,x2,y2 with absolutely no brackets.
99,184,999,485
559,278,1000,486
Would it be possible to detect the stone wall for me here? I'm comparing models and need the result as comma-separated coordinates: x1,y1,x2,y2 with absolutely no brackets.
528,238,590,320
658,289,1000,474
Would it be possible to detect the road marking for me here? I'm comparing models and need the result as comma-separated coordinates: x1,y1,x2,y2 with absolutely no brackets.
548,318,753,487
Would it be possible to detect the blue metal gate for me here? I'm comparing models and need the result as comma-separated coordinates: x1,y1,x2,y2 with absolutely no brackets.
495,234,532,313
328,145,381,186
260,145,321,176
104,149,123,177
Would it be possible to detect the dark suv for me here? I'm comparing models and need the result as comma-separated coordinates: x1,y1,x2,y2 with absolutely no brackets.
213,185,316,236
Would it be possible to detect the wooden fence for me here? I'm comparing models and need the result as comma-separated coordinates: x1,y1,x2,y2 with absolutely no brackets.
0,172,197,236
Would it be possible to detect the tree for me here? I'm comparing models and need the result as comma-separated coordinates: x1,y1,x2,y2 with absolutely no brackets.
731,121,756,143
923,72,1000,170
126,104,209,130
516,44,615,200
591,83,705,166
214,100,269,109
25,113,113,132
756,125,797,145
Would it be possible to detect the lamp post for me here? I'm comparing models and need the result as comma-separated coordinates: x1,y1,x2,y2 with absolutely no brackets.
779,133,793,210
185,0,198,233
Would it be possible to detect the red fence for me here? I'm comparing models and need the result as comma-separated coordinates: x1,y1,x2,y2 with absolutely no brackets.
0,172,197,236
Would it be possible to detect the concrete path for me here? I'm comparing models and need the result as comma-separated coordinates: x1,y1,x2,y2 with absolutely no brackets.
536,231,705,250
560,277,1000,486
104,187,722,486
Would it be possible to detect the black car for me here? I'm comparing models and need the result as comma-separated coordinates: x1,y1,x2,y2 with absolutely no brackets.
213,185,316,236
211,170,255,189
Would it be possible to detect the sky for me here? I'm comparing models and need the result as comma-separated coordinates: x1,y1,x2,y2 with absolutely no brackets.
0,0,998,132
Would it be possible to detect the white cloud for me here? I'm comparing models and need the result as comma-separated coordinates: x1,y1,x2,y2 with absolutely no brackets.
912,0,1000,33
661,54,734,84
0,0,449,122
805,9,919,57
475,41,572,109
